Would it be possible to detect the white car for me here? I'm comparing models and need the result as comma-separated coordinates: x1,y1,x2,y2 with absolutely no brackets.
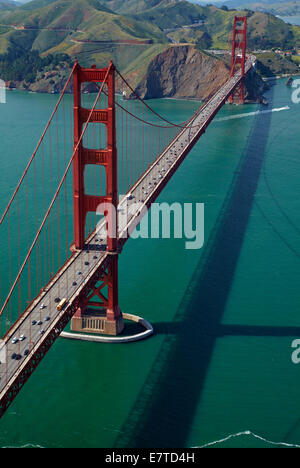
12,337,18,344
40,303,46,310
19,335,26,342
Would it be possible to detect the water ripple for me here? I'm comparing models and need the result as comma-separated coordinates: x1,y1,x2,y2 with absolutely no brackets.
196,431,300,448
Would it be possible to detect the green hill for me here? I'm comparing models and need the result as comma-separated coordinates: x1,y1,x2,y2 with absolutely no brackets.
0,0,17,12
0,0,167,56
101,0,172,15
208,0,300,17
127,1,300,49
18,0,61,10
0,0,17,6
0,0,300,93
1,0,299,57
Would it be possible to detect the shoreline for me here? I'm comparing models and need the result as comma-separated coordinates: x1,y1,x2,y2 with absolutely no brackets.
263,72,300,81
3,87,263,104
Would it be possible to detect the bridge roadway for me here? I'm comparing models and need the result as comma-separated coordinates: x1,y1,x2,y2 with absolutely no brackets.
0,56,255,414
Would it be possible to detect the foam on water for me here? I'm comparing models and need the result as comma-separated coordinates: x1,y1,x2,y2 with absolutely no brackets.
1,444,45,448
215,107,290,122
196,431,300,448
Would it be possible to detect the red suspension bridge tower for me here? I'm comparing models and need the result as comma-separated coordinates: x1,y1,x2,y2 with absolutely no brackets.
71,62,123,335
69,17,248,336
229,15,247,104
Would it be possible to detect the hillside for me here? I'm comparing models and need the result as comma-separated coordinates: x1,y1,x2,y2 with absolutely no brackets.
207,0,300,16
101,0,300,49
0,0,17,11
102,0,174,15
0,0,166,56
256,50,300,76
0,0,17,5
1,0,300,57
246,2,300,16
134,45,267,101
135,45,230,100
127,1,300,49
0,0,299,96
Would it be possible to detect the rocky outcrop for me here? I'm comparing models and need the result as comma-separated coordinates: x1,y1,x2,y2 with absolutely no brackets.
244,66,269,103
4,66,72,94
135,46,229,100
134,45,267,102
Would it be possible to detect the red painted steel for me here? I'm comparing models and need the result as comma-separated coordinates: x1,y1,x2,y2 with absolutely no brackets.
229,15,247,104
0,65,111,319
72,61,121,322
0,17,251,418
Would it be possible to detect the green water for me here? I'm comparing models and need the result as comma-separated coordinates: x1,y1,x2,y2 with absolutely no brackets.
1,79,300,448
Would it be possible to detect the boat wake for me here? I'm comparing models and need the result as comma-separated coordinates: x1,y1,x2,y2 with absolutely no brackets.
215,106,290,122
1,443,45,448
195,430,300,448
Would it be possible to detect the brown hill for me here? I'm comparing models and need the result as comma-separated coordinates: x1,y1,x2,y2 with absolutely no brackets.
134,46,267,102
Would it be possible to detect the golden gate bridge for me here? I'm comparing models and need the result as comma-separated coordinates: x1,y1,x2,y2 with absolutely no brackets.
0,17,253,417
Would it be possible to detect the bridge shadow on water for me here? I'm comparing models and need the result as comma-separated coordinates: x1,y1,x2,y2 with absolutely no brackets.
115,88,279,448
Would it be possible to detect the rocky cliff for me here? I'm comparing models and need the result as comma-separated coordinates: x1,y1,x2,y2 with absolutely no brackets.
244,66,268,103
134,46,267,102
5,64,72,94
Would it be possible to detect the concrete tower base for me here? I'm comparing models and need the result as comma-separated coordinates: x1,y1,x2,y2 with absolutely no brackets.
71,308,124,336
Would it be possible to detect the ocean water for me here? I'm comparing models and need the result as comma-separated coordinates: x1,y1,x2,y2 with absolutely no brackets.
279,16,300,26
0,78,300,448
